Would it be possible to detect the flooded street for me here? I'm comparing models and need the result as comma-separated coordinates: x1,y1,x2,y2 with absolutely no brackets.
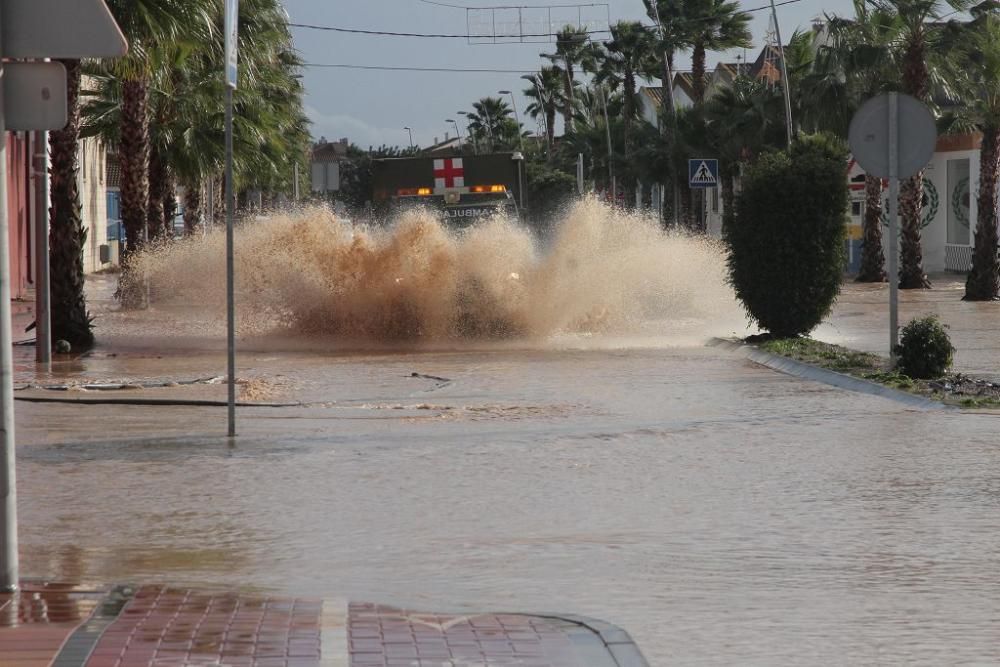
14,341,1000,665
11,209,1000,664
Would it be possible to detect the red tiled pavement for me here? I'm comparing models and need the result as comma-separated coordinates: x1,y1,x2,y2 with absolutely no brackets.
85,585,323,667
1,584,644,666
348,603,609,667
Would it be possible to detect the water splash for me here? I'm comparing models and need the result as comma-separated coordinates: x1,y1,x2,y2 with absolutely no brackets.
134,198,743,343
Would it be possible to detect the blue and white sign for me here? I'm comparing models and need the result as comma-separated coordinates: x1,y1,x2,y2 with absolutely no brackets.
224,0,239,89
688,158,719,188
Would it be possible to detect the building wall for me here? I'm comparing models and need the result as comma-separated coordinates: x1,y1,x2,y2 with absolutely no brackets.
6,133,32,300
79,136,109,273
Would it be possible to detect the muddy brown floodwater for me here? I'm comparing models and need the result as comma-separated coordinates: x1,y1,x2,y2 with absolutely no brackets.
12,205,1000,665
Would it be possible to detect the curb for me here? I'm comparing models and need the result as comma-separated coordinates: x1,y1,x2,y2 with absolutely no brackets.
530,612,650,666
708,337,949,411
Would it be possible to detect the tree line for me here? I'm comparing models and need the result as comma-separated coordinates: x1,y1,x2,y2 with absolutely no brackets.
51,0,309,348
449,0,1000,303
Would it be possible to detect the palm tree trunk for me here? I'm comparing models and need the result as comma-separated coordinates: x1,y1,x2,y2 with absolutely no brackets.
184,182,203,235
163,166,177,237
898,171,931,288
680,184,694,229
965,126,1000,300
692,42,707,106
213,175,224,227
562,62,575,134
545,106,556,149
48,58,94,350
856,174,886,282
721,161,736,232
898,35,930,289
148,144,167,240
117,76,151,308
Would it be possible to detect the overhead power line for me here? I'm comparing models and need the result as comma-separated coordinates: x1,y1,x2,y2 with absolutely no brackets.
289,0,812,40
416,0,611,8
302,62,700,74
288,22,610,38
302,62,536,73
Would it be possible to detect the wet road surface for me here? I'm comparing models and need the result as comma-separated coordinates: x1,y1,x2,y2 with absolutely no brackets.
13,338,1000,665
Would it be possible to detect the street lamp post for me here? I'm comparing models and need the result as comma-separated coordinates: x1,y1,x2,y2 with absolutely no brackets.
520,74,550,150
457,112,478,154
446,119,463,152
498,90,525,153
403,126,414,149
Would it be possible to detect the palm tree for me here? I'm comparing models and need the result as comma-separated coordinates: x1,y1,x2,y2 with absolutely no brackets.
953,15,1000,300
642,0,691,122
869,0,974,288
599,21,658,166
466,97,514,151
705,76,787,229
522,66,564,148
103,0,216,307
542,26,594,134
804,0,902,282
48,60,94,349
687,0,752,106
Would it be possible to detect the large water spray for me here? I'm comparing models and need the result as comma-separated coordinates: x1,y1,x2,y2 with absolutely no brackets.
131,198,743,343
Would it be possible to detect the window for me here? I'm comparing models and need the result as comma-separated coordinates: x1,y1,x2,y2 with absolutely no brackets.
851,201,862,217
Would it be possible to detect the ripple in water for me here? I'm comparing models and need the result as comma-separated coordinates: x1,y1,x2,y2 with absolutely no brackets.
132,198,743,342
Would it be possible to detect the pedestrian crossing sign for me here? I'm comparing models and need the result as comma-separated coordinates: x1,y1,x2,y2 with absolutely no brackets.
689,159,719,188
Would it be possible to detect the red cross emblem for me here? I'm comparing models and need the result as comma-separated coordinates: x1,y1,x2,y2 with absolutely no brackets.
433,158,465,189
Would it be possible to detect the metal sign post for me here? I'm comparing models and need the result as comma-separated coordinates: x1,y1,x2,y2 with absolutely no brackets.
848,92,936,364
33,132,51,365
887,94,899,357
225,0,238,438
0,0,125,594
0,44,19,595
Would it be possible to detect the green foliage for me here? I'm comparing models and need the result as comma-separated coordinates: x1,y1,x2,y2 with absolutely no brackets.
725,133,848,337
526,161,578,231
895,315,955,379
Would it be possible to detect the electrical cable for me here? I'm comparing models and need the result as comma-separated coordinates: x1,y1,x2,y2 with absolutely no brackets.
289,0,813,40
302,62,536,72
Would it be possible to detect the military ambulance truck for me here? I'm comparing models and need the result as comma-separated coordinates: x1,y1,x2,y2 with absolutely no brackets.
372,153,522,226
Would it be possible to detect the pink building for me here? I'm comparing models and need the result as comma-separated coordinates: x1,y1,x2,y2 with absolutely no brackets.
5,132,33,300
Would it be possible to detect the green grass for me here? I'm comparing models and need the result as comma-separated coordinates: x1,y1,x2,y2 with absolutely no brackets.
755,336,1000,410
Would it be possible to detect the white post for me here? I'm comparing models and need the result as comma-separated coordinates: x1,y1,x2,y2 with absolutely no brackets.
33,132,50,365
0,29,21,592
225,87,236,438
888,92,899,361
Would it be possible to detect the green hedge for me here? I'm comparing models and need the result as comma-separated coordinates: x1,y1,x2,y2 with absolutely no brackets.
726,134,848,337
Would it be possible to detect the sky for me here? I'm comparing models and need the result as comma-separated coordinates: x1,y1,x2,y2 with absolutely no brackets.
283,0,857,149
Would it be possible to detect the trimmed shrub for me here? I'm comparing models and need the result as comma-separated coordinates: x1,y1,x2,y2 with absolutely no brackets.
725,134,848,337
896,315,954,379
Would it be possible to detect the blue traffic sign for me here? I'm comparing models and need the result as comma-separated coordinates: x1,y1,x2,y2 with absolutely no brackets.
688,159,719,188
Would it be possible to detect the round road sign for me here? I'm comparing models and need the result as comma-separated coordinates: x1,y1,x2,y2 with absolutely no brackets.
848,93,937,180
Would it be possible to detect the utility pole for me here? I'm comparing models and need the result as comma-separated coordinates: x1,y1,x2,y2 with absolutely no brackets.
599,84,615,201
768,1,794,147
498,90,525,153
403,126,414,149
650,0,680,226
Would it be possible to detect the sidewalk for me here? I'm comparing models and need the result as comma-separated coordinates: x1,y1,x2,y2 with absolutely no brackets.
0,582,648,667
816,273,1000,378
